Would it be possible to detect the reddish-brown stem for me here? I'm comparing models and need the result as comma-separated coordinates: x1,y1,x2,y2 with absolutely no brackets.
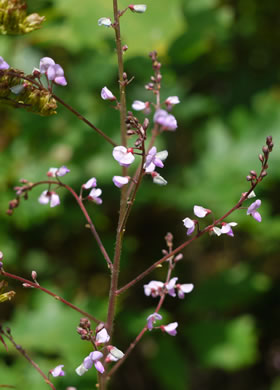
1,329,56,390
21,180,112,270
116,181,261,295
0,269,100,323
52,94,117,147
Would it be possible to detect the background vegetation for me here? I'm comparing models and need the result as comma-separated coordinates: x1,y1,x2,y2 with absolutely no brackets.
1,0,280,389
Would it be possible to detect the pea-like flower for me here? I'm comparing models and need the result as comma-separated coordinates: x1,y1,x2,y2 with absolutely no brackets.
47,166,70,177
39,57,67,86
194,205,211,218
96,328,110,345
153,109,177,131
88,188,102,205
213,222,238,237
183,217,195,235
147,313,162,330
76,351,104,376
161,322,178,336
50,364,65,377
165,96,180,110
113,146,135,167
82,177,97,189
128,4,147,13
247,199,262,222
38,190,60,208
144,280,164,297
113,176,130,188
101,86,116,101
144,146,168,173
105,346,124,362
0,56,9,70
98,17,112,27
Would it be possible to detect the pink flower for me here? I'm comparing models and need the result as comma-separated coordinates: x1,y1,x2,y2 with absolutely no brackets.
39,57,67,86
82,177,97,189
194,205,211,218
144,147,168,173
146,313,162,330
88,188,102,205
161,322,178,336
182,217,195,235
38,190,60,207
177,283,194,299
132,100,146,110
113,176,129,188
76,351,104,376
153,109,177,131
96,328,110,345
166,277,178,297
213,222,238,237
106,346,124,362
101,86,115,101
0,56,9,70
50,364,65,377
47,166,70,177
165,96,180,110
113,146,135,167
247,199,262,222
144,280,164,297
128,4,147,13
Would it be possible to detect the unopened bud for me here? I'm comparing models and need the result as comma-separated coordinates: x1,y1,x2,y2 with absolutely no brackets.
260,170,267,177
162,249,168,255
266,136,273,146
174,253,183,262
31,270,37,281
258,154,264,162
79,318,91,329
123,72,127,80
262,145,269,155
143,118,149,130
22,283,34,288
249,170,257,177
246,175,252,181
268,142,274,152
122,44,128,52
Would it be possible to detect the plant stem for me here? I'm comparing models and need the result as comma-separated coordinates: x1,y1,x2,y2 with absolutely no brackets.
0,269,100,323
52,94,117,147
1,328,56,390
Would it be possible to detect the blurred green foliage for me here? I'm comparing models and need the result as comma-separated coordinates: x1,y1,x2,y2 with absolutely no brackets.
1,0,280,389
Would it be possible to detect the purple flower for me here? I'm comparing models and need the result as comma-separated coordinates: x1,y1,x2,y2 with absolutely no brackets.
247,199,262,222
76,351,104,376
144,147,168,173
182,217,195,235
177,283,194,299
161,322,178,336
82,177,97,189
39,57,67,86
47,166,70,177
166,277,178,297
38,190,60,208
153,109,177,131
101,86,115,101
213,222,238,237
144,280,164,297
194,205,211,218
147,313,162,330
96,328,110,345
0,56,9,70
113,176,129,188
88,188,102,205
50,365,65,377
106,346,124,362
113,146,135,167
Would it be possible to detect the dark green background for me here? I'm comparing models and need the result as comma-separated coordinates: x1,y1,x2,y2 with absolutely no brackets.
1,0,280,389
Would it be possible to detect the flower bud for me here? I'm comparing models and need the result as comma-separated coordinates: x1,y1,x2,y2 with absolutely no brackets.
98,17,112,27
31,270,37,280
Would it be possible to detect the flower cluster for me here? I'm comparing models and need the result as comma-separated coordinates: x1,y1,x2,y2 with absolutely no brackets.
144,277,194,299
145,313,178,336
76,322,124,376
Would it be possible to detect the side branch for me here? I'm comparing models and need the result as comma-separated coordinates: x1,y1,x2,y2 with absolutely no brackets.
0,269,100,323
